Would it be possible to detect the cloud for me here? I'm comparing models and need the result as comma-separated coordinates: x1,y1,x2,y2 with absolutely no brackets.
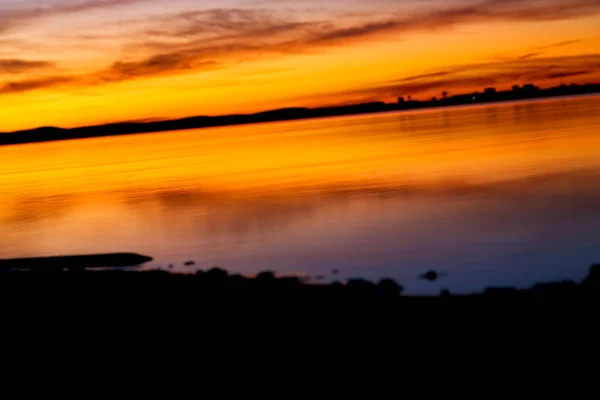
147,1,600,45
2,0,600,96
0,54,220,95
516,52,544,61
102,55,219,81
127,1,600,76
546,70,590,79
396,69,467,83
0,0,147,33
145,8,321,38
0,76,73,94
0,59,55,74
537,40,583,50
318,54,600,102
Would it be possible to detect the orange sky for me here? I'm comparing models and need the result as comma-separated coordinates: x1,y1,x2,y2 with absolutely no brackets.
1,0,600,132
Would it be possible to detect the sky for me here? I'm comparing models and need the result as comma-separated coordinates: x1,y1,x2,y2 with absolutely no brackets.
0,0,599,131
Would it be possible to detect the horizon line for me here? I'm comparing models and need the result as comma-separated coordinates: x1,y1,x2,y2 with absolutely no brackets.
1,81,599,138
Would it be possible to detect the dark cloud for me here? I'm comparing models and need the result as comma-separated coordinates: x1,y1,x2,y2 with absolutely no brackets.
0,54,219,95
489,39,581,63
2,51,598,97
540,40,583,49
546,70,591,79
517,52,544,61
0,76,73,94
303,0,600,43
396,69,467,83
103,54,218,81
0,59,54,74
518,40,583,58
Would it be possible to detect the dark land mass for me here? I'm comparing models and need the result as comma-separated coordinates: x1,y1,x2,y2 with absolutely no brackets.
3,262,600,311
1,82,599,147
5,260,600,342
0,253,152,271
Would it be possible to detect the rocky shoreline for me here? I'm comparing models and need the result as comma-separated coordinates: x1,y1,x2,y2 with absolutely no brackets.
2,264,600,307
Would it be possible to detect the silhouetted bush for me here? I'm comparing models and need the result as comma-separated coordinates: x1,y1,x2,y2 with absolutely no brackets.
378,279,404,296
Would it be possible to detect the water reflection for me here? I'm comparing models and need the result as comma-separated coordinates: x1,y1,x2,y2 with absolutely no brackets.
0,95,599,293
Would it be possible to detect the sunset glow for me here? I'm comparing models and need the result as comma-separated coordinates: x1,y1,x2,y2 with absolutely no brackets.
1,0,600,131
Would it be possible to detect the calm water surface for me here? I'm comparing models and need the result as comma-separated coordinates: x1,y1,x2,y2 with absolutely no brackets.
2,95,600,293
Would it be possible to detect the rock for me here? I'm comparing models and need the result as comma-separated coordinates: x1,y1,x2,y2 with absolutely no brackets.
279,277,302,286
378,279,404,296
582,264,600,287
227,274,248,288
484,287,518,296
533,281,577,292
347,279,378,295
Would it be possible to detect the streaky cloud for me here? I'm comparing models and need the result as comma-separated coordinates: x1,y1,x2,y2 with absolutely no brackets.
319,54,600,101
2,1,600,96
0,59,55,74
0,76,73,94
121,1,600,80
0,0,148,33
103,55,218,81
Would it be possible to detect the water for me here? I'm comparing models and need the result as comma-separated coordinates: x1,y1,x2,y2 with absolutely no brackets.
1,95,600,294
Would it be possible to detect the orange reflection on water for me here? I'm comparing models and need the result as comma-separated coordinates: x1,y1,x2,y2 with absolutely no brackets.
1,96,600,293
1,96,600,201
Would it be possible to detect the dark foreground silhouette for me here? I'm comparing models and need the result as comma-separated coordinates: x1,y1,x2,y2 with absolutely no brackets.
0,253,152,271
2,262,600,310
2,82,598,147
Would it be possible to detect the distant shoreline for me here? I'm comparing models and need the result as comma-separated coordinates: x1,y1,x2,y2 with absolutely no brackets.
1,83,599,148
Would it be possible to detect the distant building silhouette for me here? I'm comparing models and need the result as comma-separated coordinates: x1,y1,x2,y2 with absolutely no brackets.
397,96,405,104
484,87,497,95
